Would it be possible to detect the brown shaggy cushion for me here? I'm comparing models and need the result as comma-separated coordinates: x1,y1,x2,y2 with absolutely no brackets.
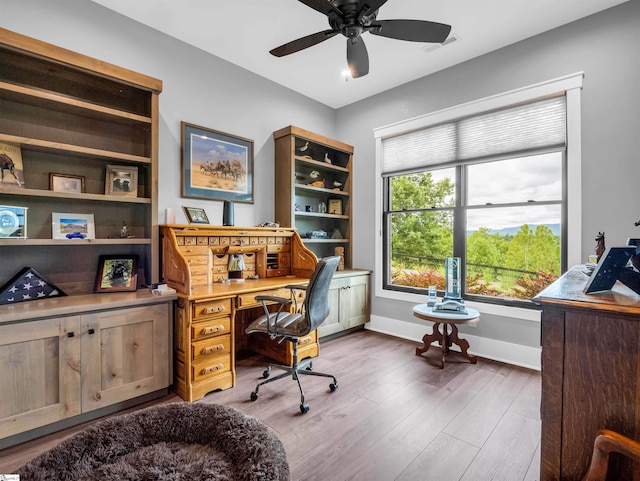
17,403,290,481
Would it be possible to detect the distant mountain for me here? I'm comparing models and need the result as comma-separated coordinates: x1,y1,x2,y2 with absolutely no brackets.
468,224,561,237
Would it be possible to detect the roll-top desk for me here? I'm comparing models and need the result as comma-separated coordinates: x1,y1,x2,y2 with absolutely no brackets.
161,224,319,402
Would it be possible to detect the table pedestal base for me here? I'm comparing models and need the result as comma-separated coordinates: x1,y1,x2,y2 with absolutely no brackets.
415,322,478,369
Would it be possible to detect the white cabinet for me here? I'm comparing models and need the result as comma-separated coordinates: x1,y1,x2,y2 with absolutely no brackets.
319,271,370,338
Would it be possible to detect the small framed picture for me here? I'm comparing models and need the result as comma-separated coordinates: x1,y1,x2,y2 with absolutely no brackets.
52,212,96,240
328,198,343,215
105,165,138,197
50,173,85,193
183,206,210,224
94,255,138,293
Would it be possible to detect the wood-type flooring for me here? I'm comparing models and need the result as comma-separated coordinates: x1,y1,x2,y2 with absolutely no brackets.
0,329,541,480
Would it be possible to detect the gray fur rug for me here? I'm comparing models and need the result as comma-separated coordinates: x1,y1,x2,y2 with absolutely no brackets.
17,403,290,481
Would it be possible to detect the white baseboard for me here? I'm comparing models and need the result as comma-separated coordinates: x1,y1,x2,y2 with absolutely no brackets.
365,315,541,371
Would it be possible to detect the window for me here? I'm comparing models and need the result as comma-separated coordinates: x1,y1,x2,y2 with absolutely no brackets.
375,75,583,308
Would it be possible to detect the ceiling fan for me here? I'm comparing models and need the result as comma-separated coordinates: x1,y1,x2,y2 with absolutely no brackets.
270,0,452,78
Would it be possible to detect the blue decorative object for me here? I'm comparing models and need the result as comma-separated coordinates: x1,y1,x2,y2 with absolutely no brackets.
444,257,462,300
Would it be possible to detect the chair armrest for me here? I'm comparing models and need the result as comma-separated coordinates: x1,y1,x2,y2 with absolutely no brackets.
583,429,640,481
285,283,308,291
255,295,292,304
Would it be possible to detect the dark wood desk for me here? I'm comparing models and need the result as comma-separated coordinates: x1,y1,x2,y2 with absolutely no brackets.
160,225,318,402
535,266,640,481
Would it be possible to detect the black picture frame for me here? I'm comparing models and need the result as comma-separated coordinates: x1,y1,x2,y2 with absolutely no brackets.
94,255,138,293
181,122,254,203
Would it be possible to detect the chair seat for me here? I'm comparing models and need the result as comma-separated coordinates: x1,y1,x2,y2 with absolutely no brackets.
246,312,309,338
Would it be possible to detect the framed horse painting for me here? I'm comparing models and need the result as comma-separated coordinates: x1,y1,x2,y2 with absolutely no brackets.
0,142,25,189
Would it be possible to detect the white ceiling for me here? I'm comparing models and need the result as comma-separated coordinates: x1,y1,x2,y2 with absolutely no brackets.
91,0,628,109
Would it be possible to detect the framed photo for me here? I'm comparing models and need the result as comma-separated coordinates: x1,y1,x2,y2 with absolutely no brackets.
0,205,28,238
0,141,25,188
94,255,138,293
183,206,210,224
181,122,254,203
52,212,96,240
50,173,85,193
328,198,343,215
105,165,138,197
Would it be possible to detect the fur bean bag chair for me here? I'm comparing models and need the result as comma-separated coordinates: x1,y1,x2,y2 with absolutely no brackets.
17,403,290,481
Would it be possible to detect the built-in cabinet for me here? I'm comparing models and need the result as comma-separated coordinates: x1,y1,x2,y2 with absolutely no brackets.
0,27,162,292
0,28,172,448
0,294,172,447
274,125,353,267
320,270,371,338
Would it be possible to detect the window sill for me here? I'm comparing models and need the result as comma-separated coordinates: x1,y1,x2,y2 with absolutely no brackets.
376,288,541,322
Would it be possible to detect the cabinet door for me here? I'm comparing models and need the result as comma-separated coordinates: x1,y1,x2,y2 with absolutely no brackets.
340,276,369,329
0,316,81,439
81,303,170,411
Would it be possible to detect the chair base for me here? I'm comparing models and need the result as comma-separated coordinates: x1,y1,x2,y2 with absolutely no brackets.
250,353,338,414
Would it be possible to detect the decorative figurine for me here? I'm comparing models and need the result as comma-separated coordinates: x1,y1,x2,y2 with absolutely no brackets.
595,232,605,262
120,221,129,238
334,246,345,271
324,153,332,164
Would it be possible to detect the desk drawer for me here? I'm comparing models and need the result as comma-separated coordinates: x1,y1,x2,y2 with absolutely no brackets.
267,244,291,253
192,299,232,320
237,288,291,308
192,355,231,382
180,245,208,256
192,316,231,341
192,335,231,363
266,268,290,278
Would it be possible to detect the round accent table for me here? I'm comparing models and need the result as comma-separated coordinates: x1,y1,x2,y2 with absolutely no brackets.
413,304,479,369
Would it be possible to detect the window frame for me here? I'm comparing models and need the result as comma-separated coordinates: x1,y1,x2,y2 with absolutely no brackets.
383,152,566,308
373,73,583,316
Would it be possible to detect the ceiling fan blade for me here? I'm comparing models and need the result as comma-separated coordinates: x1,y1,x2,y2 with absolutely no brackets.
356,0,389,19
370,19,452,43
298,0,343,17
347,36,369,78
270,30,338,57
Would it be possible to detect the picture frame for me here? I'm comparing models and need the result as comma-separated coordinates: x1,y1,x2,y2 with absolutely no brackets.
105,165,138,197
181,122,254,203
52,212,96,240
328,198,343,215
50,173,85,193
94,255,138,293
183,206,210,224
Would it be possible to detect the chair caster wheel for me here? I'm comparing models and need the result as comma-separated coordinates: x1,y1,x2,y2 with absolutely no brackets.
250,391,258,402
262,368,270,379
300,402,309,414
305,362,313,371
329,382,338,392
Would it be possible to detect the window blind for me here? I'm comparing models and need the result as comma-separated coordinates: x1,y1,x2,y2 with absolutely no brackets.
382,96,566,175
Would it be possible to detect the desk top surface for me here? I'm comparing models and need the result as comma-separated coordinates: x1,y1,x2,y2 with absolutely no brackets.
413,303,479,324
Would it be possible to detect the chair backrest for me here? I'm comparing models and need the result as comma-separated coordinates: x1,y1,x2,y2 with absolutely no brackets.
303,256,340,332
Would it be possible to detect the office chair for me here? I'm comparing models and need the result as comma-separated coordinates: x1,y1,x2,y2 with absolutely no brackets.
583,429,640,481
246,256,340,414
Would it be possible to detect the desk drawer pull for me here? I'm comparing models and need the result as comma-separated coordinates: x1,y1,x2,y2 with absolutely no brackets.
299,337,312,345
201,325,224,335
201,344,224,355
201,364,223,375
203,305,225,315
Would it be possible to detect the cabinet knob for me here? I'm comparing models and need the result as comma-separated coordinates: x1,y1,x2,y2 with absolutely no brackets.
88,328,95,335
67,331,75,338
